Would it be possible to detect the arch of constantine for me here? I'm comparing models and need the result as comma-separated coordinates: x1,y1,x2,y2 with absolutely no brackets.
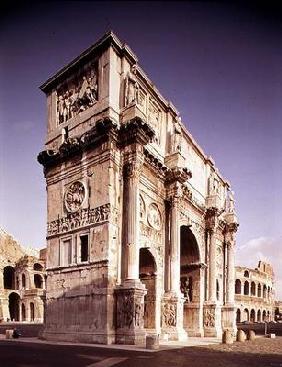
38,31,239,345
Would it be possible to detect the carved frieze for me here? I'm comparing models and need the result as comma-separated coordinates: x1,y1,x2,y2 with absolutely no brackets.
47,203,110,237
57,63,98,124
64,181,86,213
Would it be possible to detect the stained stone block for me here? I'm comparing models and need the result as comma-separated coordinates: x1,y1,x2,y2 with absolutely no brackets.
236,329,246,342
247,330,256,341
222,329,233,344
146,334,159,350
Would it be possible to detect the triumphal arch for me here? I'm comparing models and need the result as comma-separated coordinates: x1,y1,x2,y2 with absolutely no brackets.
38,32,238,345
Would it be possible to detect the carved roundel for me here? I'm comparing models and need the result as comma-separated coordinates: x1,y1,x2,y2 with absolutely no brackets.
64,181,86,213
147,203,161,230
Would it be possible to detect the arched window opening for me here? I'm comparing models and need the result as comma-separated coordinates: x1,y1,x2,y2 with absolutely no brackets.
250,309,255,323
251,281,256,296
30,302,35,321
263,285,267,298
244,281,249,295
4,266,15,289
34,274,43,289
236,309,241,323
244,270,249,277
235,279,241,294
22,274,26,289
257,309,261,322
258,283,262,297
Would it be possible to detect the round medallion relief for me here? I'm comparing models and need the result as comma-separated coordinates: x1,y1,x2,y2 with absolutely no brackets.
147,203,161,230
64,181,86,213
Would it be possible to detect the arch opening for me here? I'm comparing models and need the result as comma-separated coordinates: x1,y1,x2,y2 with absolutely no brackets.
8,292,20,321
244,281,249,295
250,309,255,323
4,266,15,289
236,309,241,323
139,248,157,330
34,274,43,289
235,279,241,294
30,302,35,322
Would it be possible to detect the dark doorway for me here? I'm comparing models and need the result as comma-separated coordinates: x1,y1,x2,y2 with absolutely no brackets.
9,292,20,321
30,302,35,321
21,303,26,321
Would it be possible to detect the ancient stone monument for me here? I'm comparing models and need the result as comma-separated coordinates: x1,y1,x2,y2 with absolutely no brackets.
38,31,239,345
0,228,46,323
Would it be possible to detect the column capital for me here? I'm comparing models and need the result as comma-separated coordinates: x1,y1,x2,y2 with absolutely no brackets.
224,222,239,246
165,167,192,186
119,117,155,147
123,158,143,180
205,207,219,233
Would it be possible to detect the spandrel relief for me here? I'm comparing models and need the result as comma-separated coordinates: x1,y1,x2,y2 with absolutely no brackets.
147,203,161,230
56,64,98,124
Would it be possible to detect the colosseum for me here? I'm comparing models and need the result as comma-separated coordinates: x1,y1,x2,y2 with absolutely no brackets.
0,228,46,323
235,261,275,324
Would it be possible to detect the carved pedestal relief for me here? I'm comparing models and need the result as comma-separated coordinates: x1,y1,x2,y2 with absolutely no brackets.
204,308,215,328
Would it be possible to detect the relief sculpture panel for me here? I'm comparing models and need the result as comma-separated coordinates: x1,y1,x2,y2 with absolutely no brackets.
57,63,98,124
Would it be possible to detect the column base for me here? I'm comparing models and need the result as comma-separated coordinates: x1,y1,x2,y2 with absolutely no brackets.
161,292,188,341
203,302,222,337
115,281,147,345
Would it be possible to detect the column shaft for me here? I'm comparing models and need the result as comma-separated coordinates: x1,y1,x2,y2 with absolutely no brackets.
170,199,180,294
208,231,216,302
226,244,235,304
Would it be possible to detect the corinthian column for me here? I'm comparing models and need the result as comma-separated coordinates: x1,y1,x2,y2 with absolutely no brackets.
205,208,218,303
208,229,217,302
170,195,181,295
225,223,238,304
123,158,143,282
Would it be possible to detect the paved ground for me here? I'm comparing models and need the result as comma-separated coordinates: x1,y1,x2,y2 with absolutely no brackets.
0,337,282,367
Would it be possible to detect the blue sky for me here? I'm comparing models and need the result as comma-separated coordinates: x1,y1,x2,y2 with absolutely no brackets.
0,1,281,296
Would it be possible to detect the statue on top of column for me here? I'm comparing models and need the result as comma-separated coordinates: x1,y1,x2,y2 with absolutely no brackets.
228,190,235,213
125,65,138,106
172,116,182,153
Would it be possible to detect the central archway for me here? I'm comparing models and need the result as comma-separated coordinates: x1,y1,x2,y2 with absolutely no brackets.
9,292,20,321
139,248,157,330
180,225,202,335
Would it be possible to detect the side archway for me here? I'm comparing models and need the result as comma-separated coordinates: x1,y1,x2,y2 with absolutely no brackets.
139,248,157,330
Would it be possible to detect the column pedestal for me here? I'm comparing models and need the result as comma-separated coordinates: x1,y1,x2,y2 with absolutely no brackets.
203,302,222,337
221,304,237,337
115,281,147,345
161,292,187,341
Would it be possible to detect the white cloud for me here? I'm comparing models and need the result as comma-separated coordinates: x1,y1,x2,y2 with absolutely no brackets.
236,236,282,299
